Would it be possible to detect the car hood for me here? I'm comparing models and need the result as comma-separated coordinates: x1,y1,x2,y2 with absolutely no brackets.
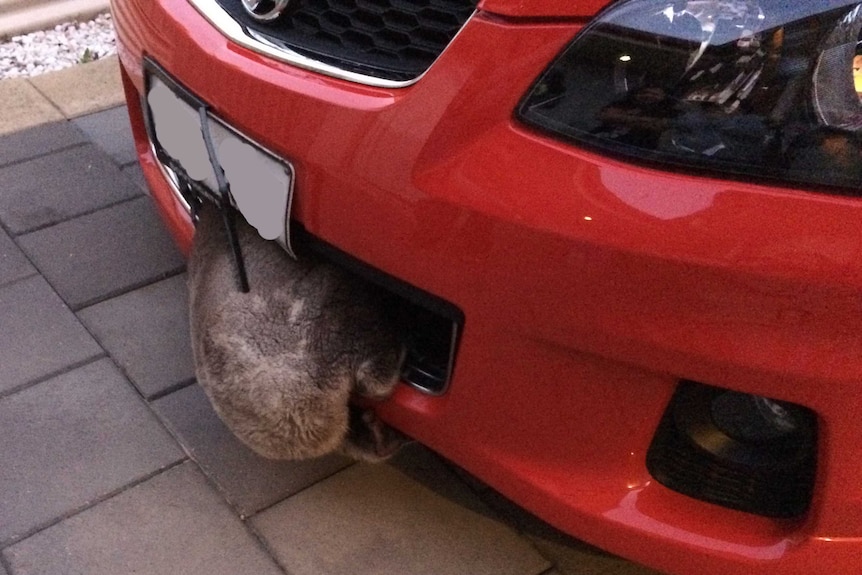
478,0,609,18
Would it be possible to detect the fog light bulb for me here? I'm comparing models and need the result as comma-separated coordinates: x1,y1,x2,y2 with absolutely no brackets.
710,391,803,444
754,396,799,433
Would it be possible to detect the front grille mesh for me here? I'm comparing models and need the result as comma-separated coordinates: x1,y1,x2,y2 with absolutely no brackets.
214,0,477,82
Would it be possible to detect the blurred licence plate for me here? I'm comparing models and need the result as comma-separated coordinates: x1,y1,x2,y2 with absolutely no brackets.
144,64,295,256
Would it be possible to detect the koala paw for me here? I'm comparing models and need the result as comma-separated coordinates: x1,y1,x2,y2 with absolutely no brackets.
341,407,411,462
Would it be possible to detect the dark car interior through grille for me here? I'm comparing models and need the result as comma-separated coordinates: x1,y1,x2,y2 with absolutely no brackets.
214,0,478,82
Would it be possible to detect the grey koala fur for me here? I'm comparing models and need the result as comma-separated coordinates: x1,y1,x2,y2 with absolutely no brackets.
188,207,408,462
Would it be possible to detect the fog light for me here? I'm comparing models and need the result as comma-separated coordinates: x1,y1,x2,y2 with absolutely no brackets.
647,381,818,518
712,393,803,443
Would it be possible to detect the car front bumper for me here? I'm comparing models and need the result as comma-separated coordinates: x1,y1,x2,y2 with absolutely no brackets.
112,1,862,573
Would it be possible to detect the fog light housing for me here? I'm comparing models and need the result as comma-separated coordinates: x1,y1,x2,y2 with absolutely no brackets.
646,381,817,518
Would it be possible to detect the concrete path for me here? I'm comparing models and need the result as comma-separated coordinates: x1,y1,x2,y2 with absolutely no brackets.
0,57,665,575
0,0,109,39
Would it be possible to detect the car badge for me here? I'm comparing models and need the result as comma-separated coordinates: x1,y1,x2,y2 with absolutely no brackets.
241,0,292,22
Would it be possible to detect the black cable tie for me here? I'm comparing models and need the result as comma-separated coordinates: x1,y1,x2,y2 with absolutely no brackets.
198,106,250,293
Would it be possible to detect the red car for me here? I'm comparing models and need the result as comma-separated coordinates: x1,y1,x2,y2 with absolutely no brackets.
110,0,862,573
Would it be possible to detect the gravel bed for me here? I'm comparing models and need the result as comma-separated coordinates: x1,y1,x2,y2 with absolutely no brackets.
0,13,116,80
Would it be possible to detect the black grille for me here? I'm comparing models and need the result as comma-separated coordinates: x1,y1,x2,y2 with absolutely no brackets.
399,302,457,394
214,0,477,81
646,382,817,519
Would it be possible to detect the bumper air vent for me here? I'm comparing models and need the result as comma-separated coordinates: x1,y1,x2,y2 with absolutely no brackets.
294,225,462,395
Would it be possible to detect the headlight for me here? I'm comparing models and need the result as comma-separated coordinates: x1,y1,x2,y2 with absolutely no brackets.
518,0,862,194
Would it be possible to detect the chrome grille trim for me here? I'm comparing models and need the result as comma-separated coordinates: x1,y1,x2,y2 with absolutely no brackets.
187,0,474,88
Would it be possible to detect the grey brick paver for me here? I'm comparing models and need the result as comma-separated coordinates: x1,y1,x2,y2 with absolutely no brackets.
73,106,138,166
152,383,352,517
78,274,195,398
17,196,185,309
2,462,283,575
0,359,184,545
252,445,551,575
0,120,85,168
0,229,34,287
0,275,101,395
0,144,141,235
121,163,149,195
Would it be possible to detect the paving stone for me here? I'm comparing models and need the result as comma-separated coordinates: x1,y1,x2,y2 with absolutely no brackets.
0,275,101,395
0,120,86,168
0,144,141,235
29,56,125,119
78,274,195,398
17,197,185,309
387,443,497,513
534,540,665,575
122,162,149,195
152,384,352,517
2,462,283,575
74,106,137,166
0,229,34,287
0,78,64,136
251,445,551,575
0,359,184,545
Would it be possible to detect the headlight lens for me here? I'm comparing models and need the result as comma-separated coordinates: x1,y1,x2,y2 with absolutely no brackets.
518,0,862,194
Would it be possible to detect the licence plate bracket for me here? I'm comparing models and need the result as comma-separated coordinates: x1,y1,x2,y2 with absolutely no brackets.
142,58,297,291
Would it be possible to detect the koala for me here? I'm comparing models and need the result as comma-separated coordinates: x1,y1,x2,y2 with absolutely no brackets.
187,207,408,462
